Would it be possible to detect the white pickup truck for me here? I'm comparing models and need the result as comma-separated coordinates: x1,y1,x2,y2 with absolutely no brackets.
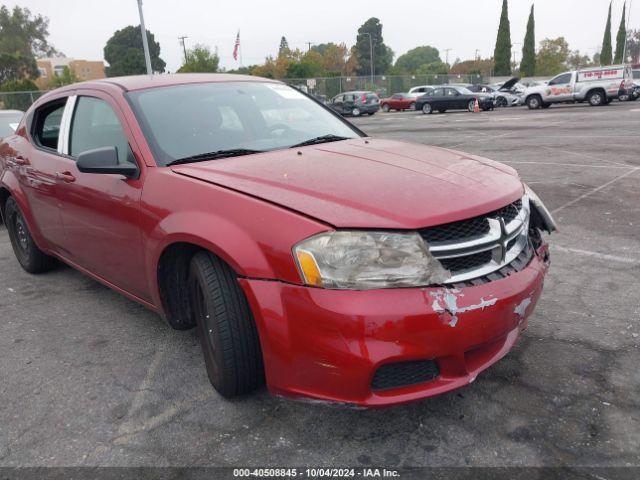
523,65,634,109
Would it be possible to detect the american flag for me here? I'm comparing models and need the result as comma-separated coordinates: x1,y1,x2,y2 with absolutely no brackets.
233,31,240,61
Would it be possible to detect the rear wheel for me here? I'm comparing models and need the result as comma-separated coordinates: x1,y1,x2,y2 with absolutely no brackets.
381,104,390,112
588,90,605,106
4,197,56,274
409,102,416,111
422,103,433,114
189,251,264,397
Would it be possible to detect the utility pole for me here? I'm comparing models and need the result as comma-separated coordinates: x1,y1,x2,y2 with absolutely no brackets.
444,48,452,72
306,42,314,52
475,49,480,61
178,36,188,62
362,32,374,84
136,0,153,75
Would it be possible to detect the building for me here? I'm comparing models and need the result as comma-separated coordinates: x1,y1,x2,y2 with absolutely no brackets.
36,58,106,89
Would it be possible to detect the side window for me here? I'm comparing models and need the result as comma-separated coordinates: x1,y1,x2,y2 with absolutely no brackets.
33,100,66,150
433,88,445,97
333,95,343,103
446,88,457,96
70,97,132,164
549,73,572,85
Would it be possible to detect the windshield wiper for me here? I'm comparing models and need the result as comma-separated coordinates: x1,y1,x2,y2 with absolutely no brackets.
167,148,263,166
289,134,351,149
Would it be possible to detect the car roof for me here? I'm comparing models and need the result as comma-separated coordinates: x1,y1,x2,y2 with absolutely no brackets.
43,73,279,94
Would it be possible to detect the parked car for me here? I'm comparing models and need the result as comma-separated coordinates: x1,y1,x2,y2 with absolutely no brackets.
0,110,24,140
408,85,435,96
328,91,380,116
523,65,634,109
416,86,495,114
0,74,555,407
487,77,525,107
619,69,639,101
380,93,417,112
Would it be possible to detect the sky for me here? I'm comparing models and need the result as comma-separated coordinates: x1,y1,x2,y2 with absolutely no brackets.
5,0,638,72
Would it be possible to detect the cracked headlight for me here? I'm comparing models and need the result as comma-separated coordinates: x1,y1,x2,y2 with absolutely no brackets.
293,231,450,290
524,184,557,233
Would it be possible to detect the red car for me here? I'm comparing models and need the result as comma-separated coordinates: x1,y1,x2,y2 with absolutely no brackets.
0,74,555,407
380,93,418,112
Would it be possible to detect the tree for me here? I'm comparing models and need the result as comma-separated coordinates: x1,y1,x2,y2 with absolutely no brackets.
450,58,494,76
278,36,290,57
394,46,443,73
286,50,324,78
0,6,61,83
567,51,592,70
0,78,38,110
627,29,640,64
600,3,613,65
178,44,219,73
520,5,536,76
315,43,348,75
614,2,627,63
354,18,393,76
536,37,570,76
493,0,512,76
104,25,166,77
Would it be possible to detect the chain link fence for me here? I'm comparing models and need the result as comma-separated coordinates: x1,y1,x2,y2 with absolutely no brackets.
284,74,486,99
0,90,50,111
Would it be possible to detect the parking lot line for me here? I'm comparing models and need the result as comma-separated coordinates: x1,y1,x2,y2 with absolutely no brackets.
502,161,634,169
551,167,640,214
553,245,640,265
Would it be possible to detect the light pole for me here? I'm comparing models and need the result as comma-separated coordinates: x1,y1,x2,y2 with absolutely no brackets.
136,0,153,75
178,36,189,63
622,0,634,63
362,32,374,85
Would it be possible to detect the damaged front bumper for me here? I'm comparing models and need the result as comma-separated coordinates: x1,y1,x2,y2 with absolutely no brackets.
240,243,550,407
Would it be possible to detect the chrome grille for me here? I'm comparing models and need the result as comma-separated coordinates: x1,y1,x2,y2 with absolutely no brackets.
422,197,531,284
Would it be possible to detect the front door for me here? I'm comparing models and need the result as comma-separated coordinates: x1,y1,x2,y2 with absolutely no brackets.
545,73,574,102
55,92,149,301
19,97,69,249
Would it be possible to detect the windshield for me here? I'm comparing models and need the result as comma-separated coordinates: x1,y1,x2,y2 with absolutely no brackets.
127,81,361,166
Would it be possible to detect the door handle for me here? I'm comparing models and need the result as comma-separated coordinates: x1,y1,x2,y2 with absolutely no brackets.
14,156,27,165
56,171,76,183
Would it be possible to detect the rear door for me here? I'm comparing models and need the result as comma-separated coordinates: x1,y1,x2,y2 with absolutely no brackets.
430,88,446,109
445,88,463,109
330,94,344,114
55,91,149,300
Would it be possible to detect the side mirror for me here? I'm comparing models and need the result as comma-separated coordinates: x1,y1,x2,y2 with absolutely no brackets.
76,146,139,179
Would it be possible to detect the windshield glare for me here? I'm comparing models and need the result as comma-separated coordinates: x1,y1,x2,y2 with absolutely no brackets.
128,82,361,165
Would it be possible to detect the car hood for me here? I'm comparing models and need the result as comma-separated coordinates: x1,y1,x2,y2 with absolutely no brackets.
499,77,520,91
170,138,524,229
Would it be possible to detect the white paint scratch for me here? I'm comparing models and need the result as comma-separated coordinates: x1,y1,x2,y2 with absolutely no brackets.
514,297,532,318
430,289,497,327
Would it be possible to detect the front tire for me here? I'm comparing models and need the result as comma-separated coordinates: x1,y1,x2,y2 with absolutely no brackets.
381,104,390,112
467,100,476,112
527,95,542,110
4,197,56,274
351,107,361,117
496,96,508,107
409,102,416,111
189,251,264,397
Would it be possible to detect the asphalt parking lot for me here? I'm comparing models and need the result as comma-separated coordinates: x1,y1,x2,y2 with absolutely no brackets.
1,101,639,469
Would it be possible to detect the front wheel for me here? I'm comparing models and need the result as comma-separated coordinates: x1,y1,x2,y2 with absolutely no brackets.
422,103,433,114
351,107,361,117
4,197,56,274
409,102,416,111
189,251,264,397
527,95,542,110
496,96,508,107
381,104,390,112
467,100,476,112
